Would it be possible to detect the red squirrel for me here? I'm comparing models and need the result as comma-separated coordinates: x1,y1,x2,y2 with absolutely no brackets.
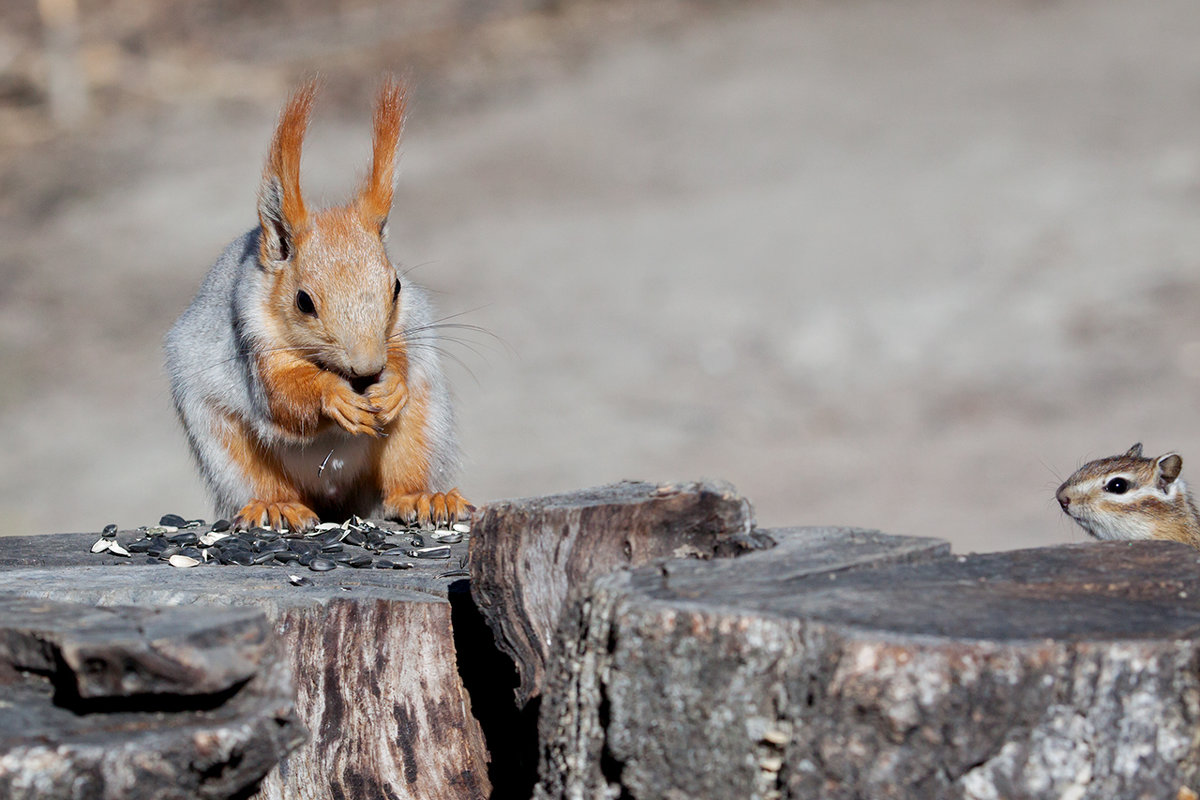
164,78,469,531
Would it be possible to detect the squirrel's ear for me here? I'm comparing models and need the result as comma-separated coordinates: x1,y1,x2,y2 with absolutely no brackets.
1158,453,1183,489
1125,442,1144,458
258,81,316,266
355,76,406,236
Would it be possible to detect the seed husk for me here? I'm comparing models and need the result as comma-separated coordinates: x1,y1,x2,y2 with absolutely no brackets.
407,545,451,559
168,554,199,568
90,538,112,554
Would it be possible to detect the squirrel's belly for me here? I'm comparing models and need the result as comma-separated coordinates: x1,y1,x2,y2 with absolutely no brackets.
276,431,373,501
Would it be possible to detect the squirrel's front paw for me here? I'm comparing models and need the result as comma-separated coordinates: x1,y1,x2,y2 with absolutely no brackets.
234,500,319,532
365,370,409,428
387,489,473,528
321,375,384,436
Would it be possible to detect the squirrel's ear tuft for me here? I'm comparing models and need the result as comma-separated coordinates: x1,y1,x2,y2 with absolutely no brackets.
356,75,406,236
259,81,317,265
1158,453,1183,488
1125,442,1144,458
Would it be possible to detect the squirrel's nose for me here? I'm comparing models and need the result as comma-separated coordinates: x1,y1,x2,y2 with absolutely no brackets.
345,347,387,381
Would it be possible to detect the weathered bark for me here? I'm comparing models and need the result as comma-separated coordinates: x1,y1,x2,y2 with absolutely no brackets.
469,480,758,706
0,594,301,800
0,530,490,800
537,531,1200,800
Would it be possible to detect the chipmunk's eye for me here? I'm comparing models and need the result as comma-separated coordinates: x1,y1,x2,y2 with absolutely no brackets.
392,279,401,303
295,290,317,316
1104,477,1130,494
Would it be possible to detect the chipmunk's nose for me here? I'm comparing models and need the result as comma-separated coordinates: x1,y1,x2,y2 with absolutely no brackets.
1056,489,1070,511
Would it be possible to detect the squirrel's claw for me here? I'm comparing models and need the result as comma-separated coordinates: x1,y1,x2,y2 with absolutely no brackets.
234,499,320,532
365,371,409,428
387,489,472,528
322,378,383,436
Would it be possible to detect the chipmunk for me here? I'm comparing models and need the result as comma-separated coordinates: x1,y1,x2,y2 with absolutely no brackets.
164,78,470,532
1055,443,1200,548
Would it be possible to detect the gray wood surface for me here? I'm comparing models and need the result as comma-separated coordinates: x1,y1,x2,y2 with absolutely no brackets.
0,530,490,800
0,594,302,800
469,479,759,707
536,531,1200,800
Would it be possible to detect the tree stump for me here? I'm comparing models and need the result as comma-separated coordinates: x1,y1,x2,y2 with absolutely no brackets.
0,594,301,800
0,531,490,800
536,531,1200,800
469,480,759,707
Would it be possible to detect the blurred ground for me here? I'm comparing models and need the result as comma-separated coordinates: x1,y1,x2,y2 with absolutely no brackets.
3,0,1200,552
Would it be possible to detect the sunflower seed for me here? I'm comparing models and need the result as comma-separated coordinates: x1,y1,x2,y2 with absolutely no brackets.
168,554,199,568
406,545,451,559
159,513,188,528
102,523,118,537
437,569,470,579
430,530,463,544
211,519,232,532
309,557,337,572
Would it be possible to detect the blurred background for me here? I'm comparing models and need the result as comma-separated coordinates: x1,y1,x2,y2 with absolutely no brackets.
2,0,1200,552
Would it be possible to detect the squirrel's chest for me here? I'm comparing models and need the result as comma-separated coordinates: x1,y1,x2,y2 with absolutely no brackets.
275,431,374,500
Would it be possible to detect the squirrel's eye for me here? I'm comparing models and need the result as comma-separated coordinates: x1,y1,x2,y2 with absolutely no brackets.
295,290,317,316
392,279,401,303
1104,477,1130,494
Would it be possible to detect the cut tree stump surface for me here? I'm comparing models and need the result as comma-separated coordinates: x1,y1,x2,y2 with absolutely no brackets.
0,594,301,800
470,479,759,706
0,530,490,800
537,530,1200,800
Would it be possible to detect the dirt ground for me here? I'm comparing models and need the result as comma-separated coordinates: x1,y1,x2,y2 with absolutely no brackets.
4,0,1200,552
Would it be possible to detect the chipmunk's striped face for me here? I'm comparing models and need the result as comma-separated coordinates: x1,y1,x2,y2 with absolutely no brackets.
1055,443,1185,541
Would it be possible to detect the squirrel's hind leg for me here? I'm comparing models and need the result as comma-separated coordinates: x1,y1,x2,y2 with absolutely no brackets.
234,499,319,532
373,390,472,527
388,489,472,528
214,413,321,531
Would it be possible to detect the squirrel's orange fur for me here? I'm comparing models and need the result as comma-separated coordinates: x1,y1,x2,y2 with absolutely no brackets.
165,78,468,531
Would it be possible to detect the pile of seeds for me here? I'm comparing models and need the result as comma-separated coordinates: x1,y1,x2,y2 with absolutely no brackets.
89,513,471,574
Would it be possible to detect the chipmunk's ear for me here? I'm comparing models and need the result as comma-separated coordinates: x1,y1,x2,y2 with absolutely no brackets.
355,76,406,237
1125,443,1144,458
258,81,317,267
1157,453,1183,490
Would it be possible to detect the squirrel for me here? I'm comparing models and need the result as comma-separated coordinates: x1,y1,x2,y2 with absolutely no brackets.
164,78,470,532
1055,443,1200,548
